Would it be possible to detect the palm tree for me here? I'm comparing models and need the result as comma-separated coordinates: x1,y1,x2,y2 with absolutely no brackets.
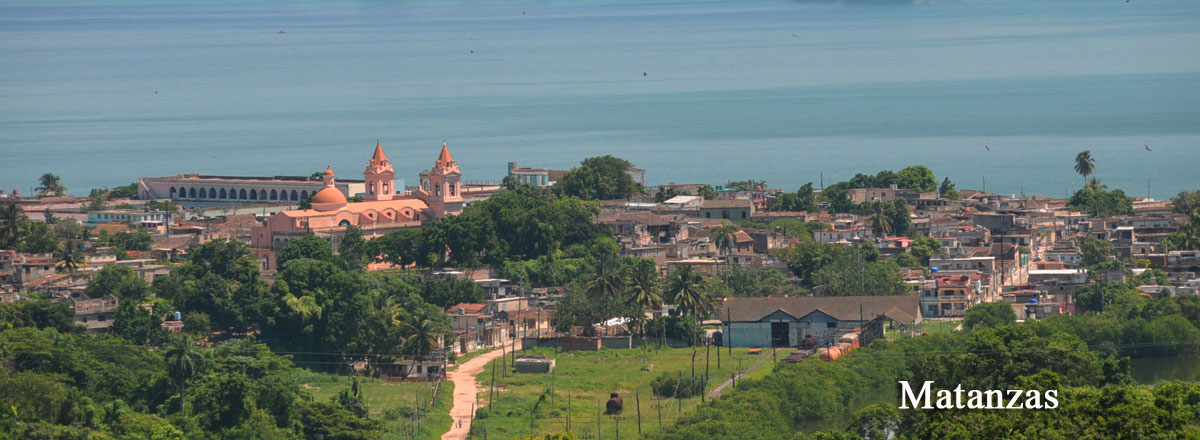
666,265,711,345
1085,177,1107,191
400,314,439,358
0,202,25,249
587,264,626,335
1074,151,1096,184
54,241,86,273
712,224,737,276
870,203,892,236
586,264,626,301
164,336,203,416
626,265,663,337
35,173,65,197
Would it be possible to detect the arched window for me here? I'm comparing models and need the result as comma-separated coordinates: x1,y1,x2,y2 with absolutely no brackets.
259,189,267,200
219,188,227,199
197,188,206,199
239,189,247,199
290,190,298,201
338,220,352,227
249,189,258,200
435,185,441,197
449,182,456,196
209,188,216,198
383,182,389,194
170,187,177,198
270,189,277,200
300,190,308,200
369,184,375,195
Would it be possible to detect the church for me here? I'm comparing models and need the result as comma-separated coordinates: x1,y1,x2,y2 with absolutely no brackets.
251,141,465,271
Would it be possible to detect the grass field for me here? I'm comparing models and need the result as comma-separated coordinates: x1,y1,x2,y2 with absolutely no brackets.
470,345,775,439
296,369,454,440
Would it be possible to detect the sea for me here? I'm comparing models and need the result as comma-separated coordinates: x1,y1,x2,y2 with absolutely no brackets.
1,0,1198,199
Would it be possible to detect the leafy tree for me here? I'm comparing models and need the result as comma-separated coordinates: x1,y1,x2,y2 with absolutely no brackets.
725,179,766,191
153,239,271,332
183,311,211,335
554,155,642,200
85,263,149,300
1080,237,1113,267
1074,150,1096,184
36,173,66,197
0,301,79,333
278,235,334,267
962,302,1016,330
1068,187,1132,217
895,165,936,192
298,401,382,440
52,217,84,239
337,226,369,270
19,221,58,253
938,177,959,200
86,188,109,211
723,266,802,297
909,236,942,266
0,202,26,249
1170,190,1200,215
820,183,856,214
112,298,169,345
335,377,368,418
696,184,718,200
107,182,138,199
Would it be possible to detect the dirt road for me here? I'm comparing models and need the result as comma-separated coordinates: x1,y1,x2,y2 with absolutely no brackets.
441,346,512,440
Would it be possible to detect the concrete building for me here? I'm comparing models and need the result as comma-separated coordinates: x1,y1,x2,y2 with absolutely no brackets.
699,199,753,220
139,174,363,204
507,162,568,187
86,210,170,226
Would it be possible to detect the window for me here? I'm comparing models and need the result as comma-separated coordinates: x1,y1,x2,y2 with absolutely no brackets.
449,182,456,196
826,322,836,328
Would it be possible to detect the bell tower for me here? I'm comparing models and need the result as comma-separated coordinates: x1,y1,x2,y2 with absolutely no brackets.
418,141,463,219
363,141,396,201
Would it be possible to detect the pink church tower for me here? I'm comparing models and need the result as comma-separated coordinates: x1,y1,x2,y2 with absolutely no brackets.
363,141,396,201
418,141,463,219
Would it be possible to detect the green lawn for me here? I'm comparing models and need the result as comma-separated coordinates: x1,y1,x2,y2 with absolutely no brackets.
297,369,454,440
470,345,775,439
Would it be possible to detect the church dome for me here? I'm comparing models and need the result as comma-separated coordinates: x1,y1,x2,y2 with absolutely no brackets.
311,186,348,211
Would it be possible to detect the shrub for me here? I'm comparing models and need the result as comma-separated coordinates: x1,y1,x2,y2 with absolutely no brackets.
650,371,705,398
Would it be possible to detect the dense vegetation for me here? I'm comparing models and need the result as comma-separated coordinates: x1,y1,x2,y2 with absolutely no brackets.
654,292,1200,440
776,242,909,296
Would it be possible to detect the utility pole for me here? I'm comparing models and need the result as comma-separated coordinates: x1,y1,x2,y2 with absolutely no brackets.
636,390,643,437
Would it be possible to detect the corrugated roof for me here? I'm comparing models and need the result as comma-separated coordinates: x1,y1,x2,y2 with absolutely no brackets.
717,295,920,323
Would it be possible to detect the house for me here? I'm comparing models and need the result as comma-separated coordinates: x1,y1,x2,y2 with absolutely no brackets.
716,295,921,348
506,161,568,187
921,275,982,318
699,199,753,220
814,228,874,244
73,296,119,333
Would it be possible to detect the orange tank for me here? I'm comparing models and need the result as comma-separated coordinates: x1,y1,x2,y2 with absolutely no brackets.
820,346,842,361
